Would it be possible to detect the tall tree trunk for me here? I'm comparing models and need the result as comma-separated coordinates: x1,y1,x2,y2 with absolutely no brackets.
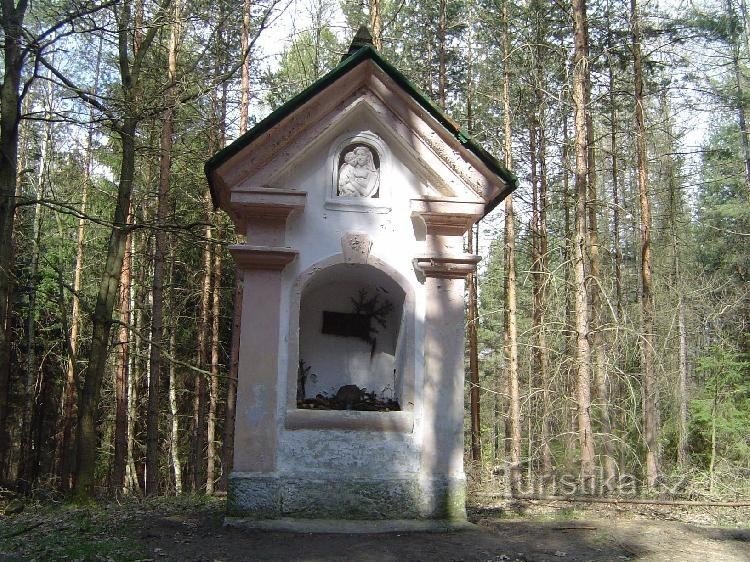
530,124,541,481
220,266,241,492
587,131,616,491
0,0,30,471
206,247,222,494
19,107,50,491
369,0,383,50
437,0,447,107
538,129,552,482
631,0,660,488
607,26,624,322
168,327,182,494
572,0,596,490
501,0,521,495
662,95,689,470
581,4,616,492
125,251,140,494
677,297,689,468
530,123,553,482
112,215,133,495
530,10,553,480
559,42,579,458
467,224,481,463
239,0,251,135
166,244,182,494
192,224,212,491
465,14,481,466
146,0,181,496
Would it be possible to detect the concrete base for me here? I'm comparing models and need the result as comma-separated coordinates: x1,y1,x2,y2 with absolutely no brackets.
227,473,466,521
224,517,477,534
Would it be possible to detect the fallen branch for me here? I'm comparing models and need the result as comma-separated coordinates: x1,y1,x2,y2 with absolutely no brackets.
3,521,44,539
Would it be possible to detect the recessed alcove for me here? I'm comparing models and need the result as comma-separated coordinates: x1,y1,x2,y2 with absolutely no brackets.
285,258,415,432
297,262,404,407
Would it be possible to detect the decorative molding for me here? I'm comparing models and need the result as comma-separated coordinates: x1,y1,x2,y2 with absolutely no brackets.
226,188,306,237
228,187,306,222
341,232,373,263
410,198,484,236
229,245,298,271
216,63,369,192
325,129,392,213
367,67,497,200
285,409,414,433
413,254,480,279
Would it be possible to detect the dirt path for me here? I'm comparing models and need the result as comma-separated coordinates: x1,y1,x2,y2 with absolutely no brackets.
2,498,748,561
137,505,749,561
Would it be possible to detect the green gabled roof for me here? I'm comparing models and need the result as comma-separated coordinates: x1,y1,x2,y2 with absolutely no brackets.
205,40,517,213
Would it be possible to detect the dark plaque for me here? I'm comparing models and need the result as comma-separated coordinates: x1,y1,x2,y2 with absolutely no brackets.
321,311,370,341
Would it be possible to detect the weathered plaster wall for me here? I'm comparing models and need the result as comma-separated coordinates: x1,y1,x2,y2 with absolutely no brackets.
224,98,479,522
273,116,430,480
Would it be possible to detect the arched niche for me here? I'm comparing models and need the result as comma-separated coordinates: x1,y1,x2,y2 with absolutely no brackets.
285,255,416,431
297,263,405,408
325,130,391,213
335,143,381,198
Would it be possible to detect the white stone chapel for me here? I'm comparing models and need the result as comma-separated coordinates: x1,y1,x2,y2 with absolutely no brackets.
205,27,516,527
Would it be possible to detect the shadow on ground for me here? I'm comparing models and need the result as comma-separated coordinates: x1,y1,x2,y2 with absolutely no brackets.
1,497,748,561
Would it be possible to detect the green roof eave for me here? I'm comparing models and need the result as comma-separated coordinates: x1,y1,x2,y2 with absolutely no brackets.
205,44,517,212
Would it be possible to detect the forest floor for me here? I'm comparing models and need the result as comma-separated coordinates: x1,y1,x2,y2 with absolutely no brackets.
0,494,748,561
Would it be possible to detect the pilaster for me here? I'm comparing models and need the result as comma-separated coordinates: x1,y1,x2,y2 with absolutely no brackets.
228,190,304,474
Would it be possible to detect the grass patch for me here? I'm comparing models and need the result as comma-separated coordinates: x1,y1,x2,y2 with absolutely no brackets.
0,495,224,561
1,503,146,561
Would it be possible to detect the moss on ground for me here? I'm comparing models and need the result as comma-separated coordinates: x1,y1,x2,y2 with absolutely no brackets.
0,495,224,561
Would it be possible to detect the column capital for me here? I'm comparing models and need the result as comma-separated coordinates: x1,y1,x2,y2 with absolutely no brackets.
228,187,306,233
229,245,298,271
410,198,484,236
414,254,480,279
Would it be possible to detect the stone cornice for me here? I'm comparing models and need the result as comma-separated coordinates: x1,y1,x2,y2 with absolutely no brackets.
410,199,484,236
229,245,298,271
285,409,414,433
414,254,480,279
228,187,306,225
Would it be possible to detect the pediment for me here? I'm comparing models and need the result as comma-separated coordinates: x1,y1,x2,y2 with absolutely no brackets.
206,49,515,216
257,98,474,201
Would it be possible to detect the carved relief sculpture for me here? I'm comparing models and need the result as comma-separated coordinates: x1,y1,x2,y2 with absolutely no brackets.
337,145,380,197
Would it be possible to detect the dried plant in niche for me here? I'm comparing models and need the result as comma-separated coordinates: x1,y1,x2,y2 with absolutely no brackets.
297,360,316,401
350,289,393,353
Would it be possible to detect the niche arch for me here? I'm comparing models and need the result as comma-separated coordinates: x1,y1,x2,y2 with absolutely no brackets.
285,253,415,432
325,131,391,213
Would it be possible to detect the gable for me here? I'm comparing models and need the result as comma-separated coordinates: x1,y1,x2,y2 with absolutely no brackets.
205,46,516,215
249,96,481,202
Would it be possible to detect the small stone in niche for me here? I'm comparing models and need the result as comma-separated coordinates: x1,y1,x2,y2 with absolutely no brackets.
335,384,364,408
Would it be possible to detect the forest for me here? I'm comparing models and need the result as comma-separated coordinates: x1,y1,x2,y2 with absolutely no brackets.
0,0,748,503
